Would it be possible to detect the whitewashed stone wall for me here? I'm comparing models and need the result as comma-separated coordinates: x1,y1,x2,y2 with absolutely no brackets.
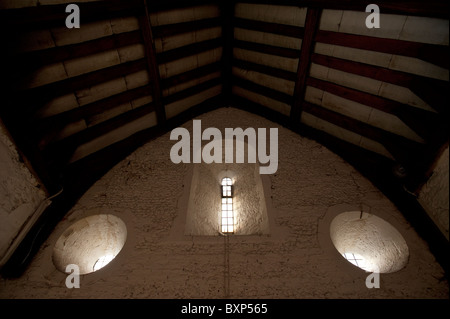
0,123,46,266
0,108,446,298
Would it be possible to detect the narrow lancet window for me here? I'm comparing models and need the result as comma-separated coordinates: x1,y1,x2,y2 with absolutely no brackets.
221,177,234,234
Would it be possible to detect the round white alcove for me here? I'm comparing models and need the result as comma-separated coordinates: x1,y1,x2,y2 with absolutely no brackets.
330,211,409,273
52,214,127,275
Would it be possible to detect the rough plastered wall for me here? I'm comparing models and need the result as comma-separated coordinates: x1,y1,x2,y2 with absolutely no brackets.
306,9,449,158
150,4,223,119
0,107,447,298
0,122,46,267
418,146,449,240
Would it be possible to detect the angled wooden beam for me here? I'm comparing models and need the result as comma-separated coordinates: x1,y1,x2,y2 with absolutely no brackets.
152,17,221,38
311,52,449,110
163,77,222,105
306,77,446,142
164,94,228,130
43,102,157,166
146,0,216,12
233,76,293,105
316,30,449,69
65,94,226,175
157,38,223,64
233,17,304,39
302,101,427,170
140,0,166,125
161,62,222,89
234,58,297,81
17,30,142,69
35,85,152,138
234,39,300,58
0,0,142,30
235,0,449,19
7,31,143,92
306,77,403,115
290,7,321,122
20,59,147,115
311,53,414,87
231,94,291,125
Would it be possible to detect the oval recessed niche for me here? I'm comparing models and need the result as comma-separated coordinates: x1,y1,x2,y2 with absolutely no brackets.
330,211,409,273
52,214,127,275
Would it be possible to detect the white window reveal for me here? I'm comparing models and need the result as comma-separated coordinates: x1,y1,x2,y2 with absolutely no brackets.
342,252,368,271
93,254,116,272
221,178,234,234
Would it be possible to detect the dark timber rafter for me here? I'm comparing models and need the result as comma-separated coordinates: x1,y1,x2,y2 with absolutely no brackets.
139,0,166,126
290,7,322,123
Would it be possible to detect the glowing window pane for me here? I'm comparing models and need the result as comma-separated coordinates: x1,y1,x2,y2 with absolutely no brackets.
222,178,232,186
222,185,232,197
221,177,234,234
